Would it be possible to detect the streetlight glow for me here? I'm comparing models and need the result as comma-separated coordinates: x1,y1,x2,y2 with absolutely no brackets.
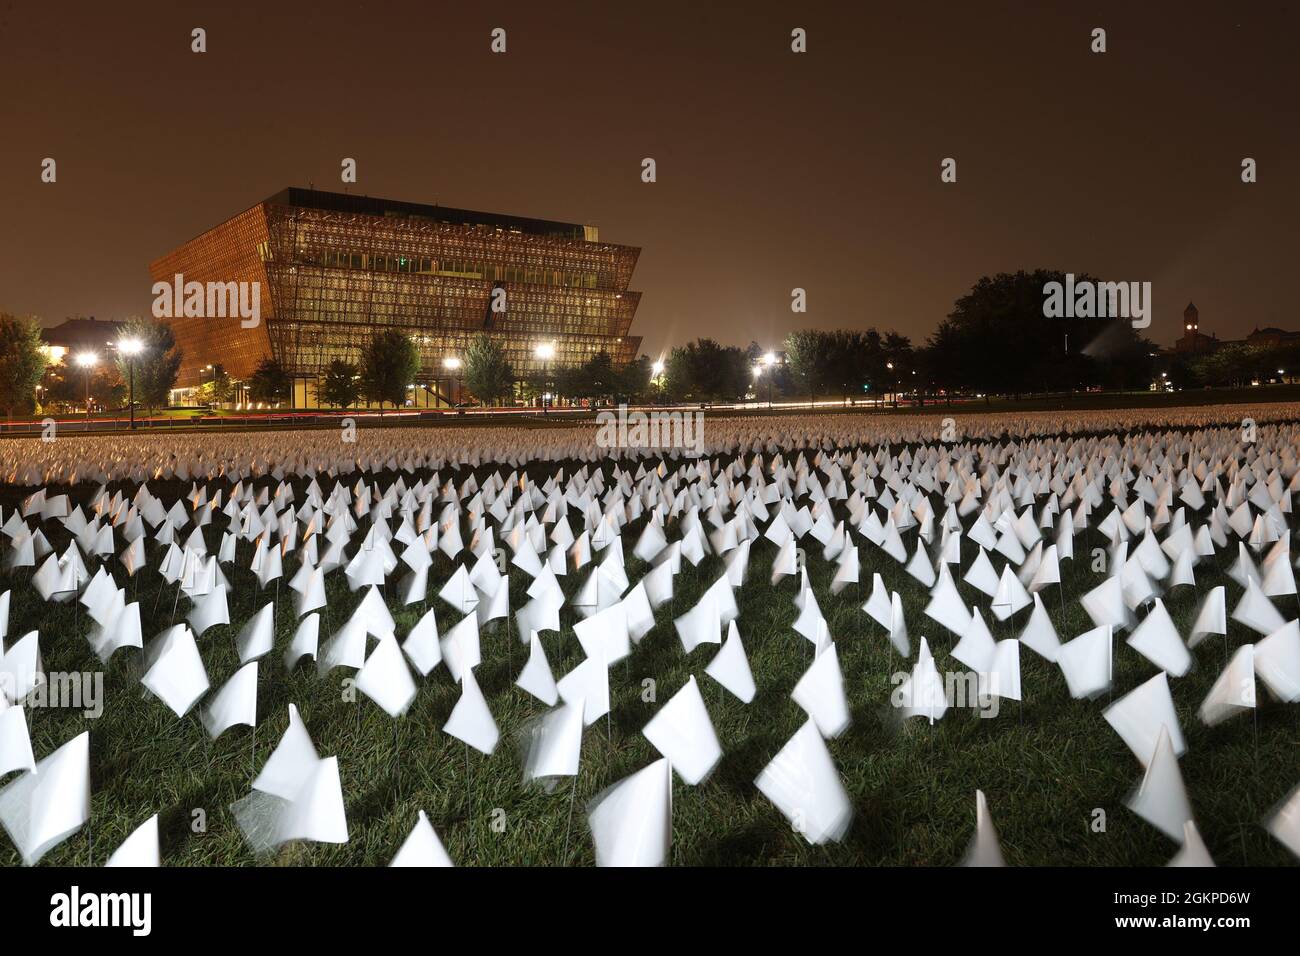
535,342,556,414
76,352,98,369
117,338,144,429
443,356,462,370
651,359,665,376
764,351,776,367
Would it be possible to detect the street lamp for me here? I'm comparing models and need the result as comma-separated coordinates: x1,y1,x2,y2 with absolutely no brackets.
650,359,666,405
443,356,462,408
763,351,776,408
118,337,144,429
535,342,556,413
76,352,98,429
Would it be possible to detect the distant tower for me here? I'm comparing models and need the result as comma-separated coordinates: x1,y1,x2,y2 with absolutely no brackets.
1184,302,1199,333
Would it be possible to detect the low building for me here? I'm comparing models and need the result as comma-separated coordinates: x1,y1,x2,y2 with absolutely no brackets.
39,317,124,366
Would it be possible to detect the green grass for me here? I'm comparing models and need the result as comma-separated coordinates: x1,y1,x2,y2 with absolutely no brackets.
1,467,1295,868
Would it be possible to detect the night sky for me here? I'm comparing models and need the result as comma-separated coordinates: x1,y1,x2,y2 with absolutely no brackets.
2,0,1296,358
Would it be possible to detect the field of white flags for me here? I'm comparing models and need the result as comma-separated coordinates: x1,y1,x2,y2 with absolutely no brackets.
0,404,1296,867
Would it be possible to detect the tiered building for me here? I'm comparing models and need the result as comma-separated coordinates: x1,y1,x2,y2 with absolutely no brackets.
150,188,642,406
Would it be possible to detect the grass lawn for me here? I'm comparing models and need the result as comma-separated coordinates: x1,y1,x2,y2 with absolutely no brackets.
20,383,1300,440
1,462,1295,868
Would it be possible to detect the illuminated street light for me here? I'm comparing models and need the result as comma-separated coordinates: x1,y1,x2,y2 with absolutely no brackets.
441,356,462,408
758,353,776,408
76,352,98,428
651,359,665,376
117,337,144,429
535,342,556,413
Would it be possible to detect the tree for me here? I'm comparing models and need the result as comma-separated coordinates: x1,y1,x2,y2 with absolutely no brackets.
823,330,873,403
619,355,654,403
925,270,1154,399
318,359,361,409
248,358,292,405
360,329,420,409
783,329,834,406
1186,343,1270,388
193,364,232,407
562,351,616,404
549,351,651,406
115,315,183,414
0,313,48,417
463,334,515,405
210,364,234,405
664,339,749,403
43,360,125,412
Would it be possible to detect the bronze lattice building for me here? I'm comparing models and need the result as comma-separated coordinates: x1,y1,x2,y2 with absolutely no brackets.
150,188,642,405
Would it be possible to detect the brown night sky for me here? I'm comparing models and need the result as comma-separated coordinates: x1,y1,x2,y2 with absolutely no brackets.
1,0,1296,358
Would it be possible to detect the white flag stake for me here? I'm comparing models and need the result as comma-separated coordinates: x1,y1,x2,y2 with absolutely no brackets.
1126,725,1193,842
0,730,91,866
1103,671,1185,764
704,620,756,704
390,809,454,867
588,757,672,867
1263,783,1300,861
642,675,722,785
1167,820,1215,867
754,718,852,845
105,813,160,868
515,630,558,705
961,789,1006,867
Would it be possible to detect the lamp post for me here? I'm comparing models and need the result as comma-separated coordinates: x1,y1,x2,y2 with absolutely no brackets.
535,342,555,414
76,352,98,430
443,356,462,408
651,359,665,405
118,338,144,429
886,361,896,408
763,351,776,409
